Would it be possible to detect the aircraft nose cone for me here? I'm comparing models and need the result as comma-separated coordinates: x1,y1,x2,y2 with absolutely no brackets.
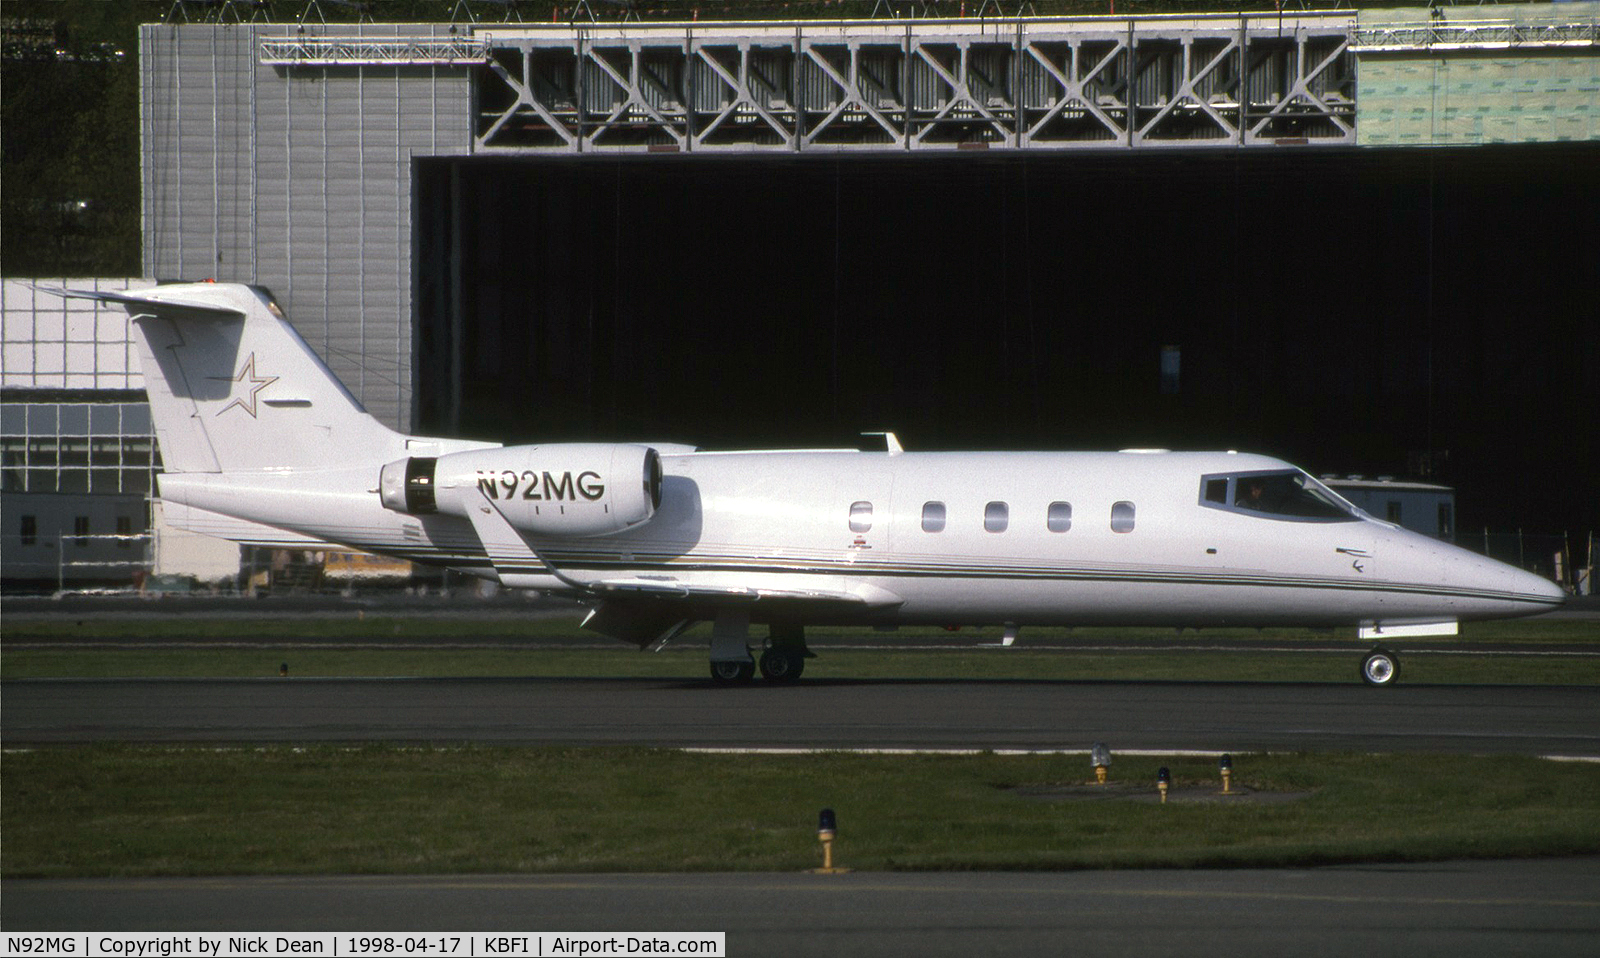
1520,566,1568,605
1456,547,1566,615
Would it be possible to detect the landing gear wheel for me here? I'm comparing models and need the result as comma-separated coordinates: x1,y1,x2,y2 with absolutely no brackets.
759,648,806,683
710,660,755,685
1360,648,1400,686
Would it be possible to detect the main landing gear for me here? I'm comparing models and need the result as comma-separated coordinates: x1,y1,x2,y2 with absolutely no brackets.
758,623,812,684
708,612,812,685
710,659,756,683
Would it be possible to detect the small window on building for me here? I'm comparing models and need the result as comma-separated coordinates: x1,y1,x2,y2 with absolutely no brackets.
1111,501,1136,533
849,501,873,533
1386,501,1402,524
1047,501,1072,532
985,501,1009,533
1204,478,1228,504
1159,345,1181,395
20,515,37,546
1438,503,1453,540
116,515,132,549
74,515,90,547
921,501,946,533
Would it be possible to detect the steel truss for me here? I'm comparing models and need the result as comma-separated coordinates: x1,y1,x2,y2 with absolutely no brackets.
469,15,1356,152
259,35,492,66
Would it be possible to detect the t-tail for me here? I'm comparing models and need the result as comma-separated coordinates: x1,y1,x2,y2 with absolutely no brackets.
51,282,409,472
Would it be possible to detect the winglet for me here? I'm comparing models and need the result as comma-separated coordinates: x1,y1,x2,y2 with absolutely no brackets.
461,488,559,590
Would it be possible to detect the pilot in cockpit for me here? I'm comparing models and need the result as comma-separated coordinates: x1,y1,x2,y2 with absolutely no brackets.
1237,478,1271,513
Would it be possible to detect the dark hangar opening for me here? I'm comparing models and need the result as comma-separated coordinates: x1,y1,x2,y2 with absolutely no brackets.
414,144,1597,535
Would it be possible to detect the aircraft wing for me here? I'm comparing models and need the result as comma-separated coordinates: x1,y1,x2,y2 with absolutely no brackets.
576,578,901,647
458,486,902,642
583,576,901,608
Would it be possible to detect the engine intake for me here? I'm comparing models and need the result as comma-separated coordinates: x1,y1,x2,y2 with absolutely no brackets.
381,443,661,538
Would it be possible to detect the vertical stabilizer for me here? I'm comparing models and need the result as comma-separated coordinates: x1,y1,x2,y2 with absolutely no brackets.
53,282,407,473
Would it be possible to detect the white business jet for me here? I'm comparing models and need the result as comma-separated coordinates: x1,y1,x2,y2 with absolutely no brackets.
55,282,1564,685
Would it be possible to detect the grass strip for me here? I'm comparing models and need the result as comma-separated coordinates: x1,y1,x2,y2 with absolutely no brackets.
3,646,1597,685
3,746,1597,878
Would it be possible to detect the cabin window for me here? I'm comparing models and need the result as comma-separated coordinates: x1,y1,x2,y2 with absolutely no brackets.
985,501,1009,533
1198,470,1359,523
1047,501,1072,532
849,501,873,533
1110,501,1136,533
921,501,946,533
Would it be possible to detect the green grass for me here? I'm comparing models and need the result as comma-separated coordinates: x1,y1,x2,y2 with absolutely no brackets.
3,646,1599,685
3,747,1597,878
5,611,1598,685
4,617,1596,877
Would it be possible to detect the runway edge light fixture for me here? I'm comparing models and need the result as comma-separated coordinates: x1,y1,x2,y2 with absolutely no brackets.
1091,742,1111,785
813,808,849,874
1219,754,1234,794
1158,767,1171,804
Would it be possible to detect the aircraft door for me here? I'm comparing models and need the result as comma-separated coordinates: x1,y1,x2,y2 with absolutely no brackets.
839,472,894,561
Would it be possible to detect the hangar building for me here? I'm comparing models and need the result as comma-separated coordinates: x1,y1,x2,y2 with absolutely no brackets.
4,4,1596,589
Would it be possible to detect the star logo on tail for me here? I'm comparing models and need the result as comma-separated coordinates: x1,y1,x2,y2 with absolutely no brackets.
210,353,278,418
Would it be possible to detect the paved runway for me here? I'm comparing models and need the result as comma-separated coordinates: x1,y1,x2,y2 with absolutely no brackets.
5,676,1598,755
6,617,1597,953
6,859,1599,956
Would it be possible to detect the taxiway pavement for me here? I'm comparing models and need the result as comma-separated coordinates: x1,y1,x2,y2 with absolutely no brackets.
6,859,1599,956
4,675,1597,756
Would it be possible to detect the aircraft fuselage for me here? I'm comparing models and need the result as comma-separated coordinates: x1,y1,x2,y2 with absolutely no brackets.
157,448,1561,631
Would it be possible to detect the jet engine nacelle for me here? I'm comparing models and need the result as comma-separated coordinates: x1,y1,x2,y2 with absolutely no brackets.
380,443,662,538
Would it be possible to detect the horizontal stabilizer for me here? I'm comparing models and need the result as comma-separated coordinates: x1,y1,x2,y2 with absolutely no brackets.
44,285,247,320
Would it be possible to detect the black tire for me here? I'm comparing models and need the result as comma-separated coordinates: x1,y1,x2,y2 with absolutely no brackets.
1359,648,1400,686
759,648,806,683
710,659,755,684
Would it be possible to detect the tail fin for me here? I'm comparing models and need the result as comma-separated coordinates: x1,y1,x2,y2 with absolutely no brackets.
53,282,406,473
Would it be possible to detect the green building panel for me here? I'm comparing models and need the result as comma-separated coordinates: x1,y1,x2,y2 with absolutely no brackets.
1357,3,1600,146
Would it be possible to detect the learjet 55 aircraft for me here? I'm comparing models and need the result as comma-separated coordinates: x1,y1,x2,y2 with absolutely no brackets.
56,282,1564,685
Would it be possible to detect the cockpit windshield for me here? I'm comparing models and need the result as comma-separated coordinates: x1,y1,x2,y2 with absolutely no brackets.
1200,470,1359,523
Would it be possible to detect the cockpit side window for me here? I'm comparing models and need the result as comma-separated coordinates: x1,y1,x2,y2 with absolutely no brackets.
1198,470,1358,523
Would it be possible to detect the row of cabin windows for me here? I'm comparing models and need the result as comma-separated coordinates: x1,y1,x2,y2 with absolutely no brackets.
849,501,1136,534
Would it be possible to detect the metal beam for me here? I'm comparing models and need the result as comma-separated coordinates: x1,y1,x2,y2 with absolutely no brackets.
467,16,1356,153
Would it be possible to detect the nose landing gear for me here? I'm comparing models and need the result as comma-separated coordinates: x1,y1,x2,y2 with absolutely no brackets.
1359,647,1401,686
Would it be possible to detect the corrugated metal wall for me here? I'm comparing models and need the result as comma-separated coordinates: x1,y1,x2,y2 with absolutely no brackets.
141,23,471,431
